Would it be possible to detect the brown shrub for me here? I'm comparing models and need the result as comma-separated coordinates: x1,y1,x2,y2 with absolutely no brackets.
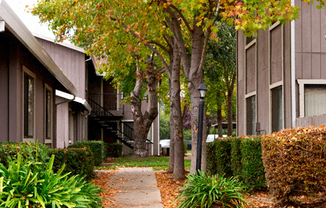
261,126,326,204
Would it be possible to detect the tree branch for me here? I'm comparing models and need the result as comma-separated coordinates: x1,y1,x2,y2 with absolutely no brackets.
148,40,169,54
111,17,171,74
169,4,193,36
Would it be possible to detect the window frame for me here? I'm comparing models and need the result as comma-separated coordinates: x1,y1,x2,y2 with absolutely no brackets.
270,83,284,133
245,93,257,135
297,79,326,117
23,66,36,143
44,83,53,144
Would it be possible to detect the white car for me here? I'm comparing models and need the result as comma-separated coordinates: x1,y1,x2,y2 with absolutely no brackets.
159,140,170,148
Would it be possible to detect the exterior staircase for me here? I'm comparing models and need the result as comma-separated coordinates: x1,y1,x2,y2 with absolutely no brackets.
88,97,135,149
88,97,153,150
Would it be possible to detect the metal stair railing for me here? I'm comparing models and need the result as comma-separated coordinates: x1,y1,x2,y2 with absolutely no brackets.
88,98,134,149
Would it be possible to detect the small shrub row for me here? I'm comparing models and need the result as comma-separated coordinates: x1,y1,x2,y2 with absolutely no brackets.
51,147,95,181
0,142,50,168
207,136,266,189
107,143,124,157
261,126,326,204
69,140,108,165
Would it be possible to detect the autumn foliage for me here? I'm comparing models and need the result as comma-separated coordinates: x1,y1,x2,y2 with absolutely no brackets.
261,126,326,204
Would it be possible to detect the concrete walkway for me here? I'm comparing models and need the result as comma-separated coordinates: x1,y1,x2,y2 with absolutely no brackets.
99,167,163,208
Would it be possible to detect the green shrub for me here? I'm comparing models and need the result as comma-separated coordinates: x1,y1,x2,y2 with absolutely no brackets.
230,137,242,179
0,142,50,168
173,170,249,208
69,140,108,166
0,154,102,207
214,138,232,177
51,147,95,180
206,141,218,175
261,126,326,204
108,143,124,157
240,136,266,189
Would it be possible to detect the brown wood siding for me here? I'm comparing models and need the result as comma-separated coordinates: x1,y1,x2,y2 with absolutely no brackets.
0,42,9,142
296,114,326,127
37,38,86,98
284,24,292,129
295,1,326,80
237,79,245,135
8,43,22,143
270,25,283,84
256,29,269,134
246,45,256,94
236,31,245,135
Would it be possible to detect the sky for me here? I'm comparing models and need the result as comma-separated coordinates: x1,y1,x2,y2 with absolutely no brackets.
6,0,70,43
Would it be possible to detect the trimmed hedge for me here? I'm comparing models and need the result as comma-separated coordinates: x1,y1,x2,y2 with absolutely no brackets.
240,136,266,189
0,142,50,168
69,140,108,165
108,143,124,157
230,137,242,179
261,126,326,203
215,138,232,178
207,136,266,189
51,147,95,180
206,142,218,175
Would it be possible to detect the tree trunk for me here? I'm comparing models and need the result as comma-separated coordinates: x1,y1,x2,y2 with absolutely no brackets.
227,88,233,136
227,73,236,136
166,39,184,179
132,57,158,157
170,47,184,179
217,109,223,138
166,77,174,173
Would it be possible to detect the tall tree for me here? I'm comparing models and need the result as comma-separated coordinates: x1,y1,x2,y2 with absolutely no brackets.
205,21,236,137
31,0,323,175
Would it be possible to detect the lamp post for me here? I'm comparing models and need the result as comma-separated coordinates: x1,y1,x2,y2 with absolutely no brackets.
196,83,207,175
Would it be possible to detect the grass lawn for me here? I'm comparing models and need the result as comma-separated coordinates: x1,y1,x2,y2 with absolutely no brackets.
96,156,191,171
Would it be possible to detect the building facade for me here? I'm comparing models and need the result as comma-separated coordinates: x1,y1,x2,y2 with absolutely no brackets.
236,1,326,136
0,0,77,147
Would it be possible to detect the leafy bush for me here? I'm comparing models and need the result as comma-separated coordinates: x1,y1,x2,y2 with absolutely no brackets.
206,136,266,190
240,136,266,189
173,170,249,208
261,126,326,204
206,141,218,175
108,143,124,157
51,147,95,180
69,140,108,166
0,154,102,207
230,137,242,179
0,142,50,168
214,138,232,177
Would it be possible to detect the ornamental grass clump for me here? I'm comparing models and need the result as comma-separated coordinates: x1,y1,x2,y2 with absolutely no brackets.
173,170,249,208
0,154,102,208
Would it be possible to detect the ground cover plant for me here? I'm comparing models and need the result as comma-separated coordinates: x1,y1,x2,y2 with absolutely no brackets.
173,170,249,208
96,156,191,171
0,154,102,208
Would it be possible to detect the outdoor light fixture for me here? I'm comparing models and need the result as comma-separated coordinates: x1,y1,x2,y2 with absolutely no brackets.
196,82,207,175
198,83,208,99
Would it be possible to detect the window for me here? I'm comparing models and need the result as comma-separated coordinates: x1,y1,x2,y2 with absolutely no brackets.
122,121,134,141
297,79,326,117
246,95,256,135
23,69,35,140
45,85,52,142
305,84,326,117
271,86,283,132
